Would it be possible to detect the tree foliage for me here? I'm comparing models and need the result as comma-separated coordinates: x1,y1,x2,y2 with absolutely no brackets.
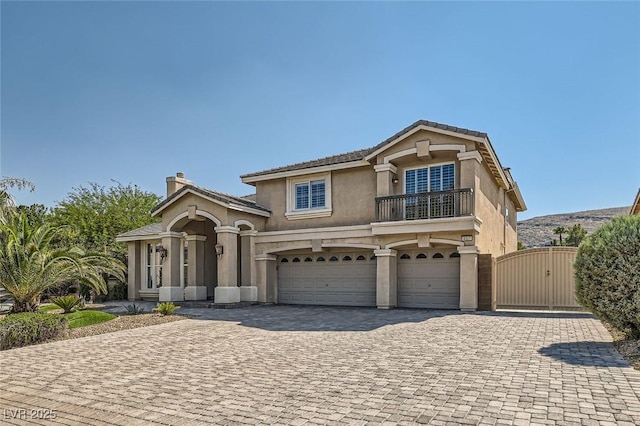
552,226,567,245
575,215,640,337
16,204,48,227
0,214,125,313
0,177,35,220
49,182,161,264
566,224,587,247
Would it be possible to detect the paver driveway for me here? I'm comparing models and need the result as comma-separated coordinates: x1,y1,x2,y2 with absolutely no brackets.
1,306,639,425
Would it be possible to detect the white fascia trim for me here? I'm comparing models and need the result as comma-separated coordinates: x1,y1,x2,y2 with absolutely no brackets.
371,216,482,236
457,150,483,163
430,144,467,153
430,238,464,247
374,163,398,173
383,148,417,164
285,209,333,220
385,239,418,249
153,188,270,219
365,124,485,162
214,226,240,234
374,249,397,257
263,243,313,254
256,224,372,243
322,243,380,250
116,234,162,243
241,160,369,184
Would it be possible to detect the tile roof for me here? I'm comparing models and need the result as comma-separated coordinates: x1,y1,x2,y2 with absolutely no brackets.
117,222,162,239
151,185,270,215
241,120,487,178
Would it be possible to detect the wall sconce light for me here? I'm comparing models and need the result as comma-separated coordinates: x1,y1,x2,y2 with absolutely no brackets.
392,174,399,184
215,243,224,258
158,245,168,263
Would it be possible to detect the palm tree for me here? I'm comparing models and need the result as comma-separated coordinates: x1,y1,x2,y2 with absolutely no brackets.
553,226,567,246
0,213,125,313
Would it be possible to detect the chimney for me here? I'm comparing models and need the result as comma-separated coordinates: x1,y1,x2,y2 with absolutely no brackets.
166,172,194,197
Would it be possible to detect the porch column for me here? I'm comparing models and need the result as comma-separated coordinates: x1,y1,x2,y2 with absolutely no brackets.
127,241,141,301
184,235,207,301
375,249,397,309
458,246,479,311
214,226,241,304
159,232,184,302
239,230,258,302
255,254,277,303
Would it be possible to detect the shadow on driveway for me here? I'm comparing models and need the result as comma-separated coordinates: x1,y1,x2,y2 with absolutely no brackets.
183,304,461,332
538,341,629,367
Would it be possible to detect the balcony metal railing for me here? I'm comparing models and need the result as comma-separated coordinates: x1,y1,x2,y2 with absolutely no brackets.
375,188,474,222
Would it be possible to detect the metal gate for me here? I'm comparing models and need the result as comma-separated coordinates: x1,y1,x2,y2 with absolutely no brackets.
495,247,582,310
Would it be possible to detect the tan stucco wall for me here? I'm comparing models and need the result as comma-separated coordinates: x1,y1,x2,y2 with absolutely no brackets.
473,161,517,255
256,166,376,231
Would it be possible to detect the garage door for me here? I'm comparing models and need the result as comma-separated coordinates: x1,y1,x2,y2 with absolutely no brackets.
398,250,460,309
278,253,376,307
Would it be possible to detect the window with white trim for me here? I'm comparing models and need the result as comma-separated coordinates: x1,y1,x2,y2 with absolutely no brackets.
286,172,332,220
145,243,164,289
405,163,455,194
295,179,326,210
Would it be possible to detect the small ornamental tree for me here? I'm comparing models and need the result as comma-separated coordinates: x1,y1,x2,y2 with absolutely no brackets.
574,215,640,337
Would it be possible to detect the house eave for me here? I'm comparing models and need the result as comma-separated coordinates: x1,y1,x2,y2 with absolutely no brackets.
241,160,370,184
152,188,271,218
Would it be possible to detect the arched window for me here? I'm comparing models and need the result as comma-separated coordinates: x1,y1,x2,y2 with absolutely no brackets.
304,257,313,262
356,255,366,261
400,253,411,259
433,253,444,259
342,255,352,261
450,252,460,258
292,257,301,263
329,256,339,262
317,256,325,262
280,258,289,263
416,253,427,259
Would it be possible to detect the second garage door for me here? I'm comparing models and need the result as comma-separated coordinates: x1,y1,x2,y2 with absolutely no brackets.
398,250,460,309
278,253,376,307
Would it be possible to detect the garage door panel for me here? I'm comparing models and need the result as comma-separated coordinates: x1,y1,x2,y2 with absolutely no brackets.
398,251,460,309
278,253,376,307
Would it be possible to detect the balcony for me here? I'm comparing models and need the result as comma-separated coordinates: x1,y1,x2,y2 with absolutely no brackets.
375,188,474,222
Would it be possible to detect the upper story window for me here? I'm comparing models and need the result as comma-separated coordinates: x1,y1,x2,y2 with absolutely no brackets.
405,163,454,194
295,180,325,210
286,172,332,220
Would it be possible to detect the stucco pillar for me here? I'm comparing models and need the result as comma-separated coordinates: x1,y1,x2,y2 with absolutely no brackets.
184,235,207,301
214,226,241,304
239,230,258,302
127,241,141,301
374,163,398,197
159,232,184,302
255,254,277,303
375,249,397,309
458,246,479,311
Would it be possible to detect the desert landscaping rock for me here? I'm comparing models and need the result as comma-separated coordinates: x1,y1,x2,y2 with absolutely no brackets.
1,306,639,425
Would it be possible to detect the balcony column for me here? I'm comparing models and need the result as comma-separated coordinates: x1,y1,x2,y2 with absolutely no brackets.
184,235,207,301
255,254,277,303
214,226,241,304
458,245,479,311
374,163,398,197
159,231,184,302
375,249,397,309
458,151,482,215
239,230,258,302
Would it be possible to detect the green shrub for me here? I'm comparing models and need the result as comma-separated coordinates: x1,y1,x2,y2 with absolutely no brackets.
51,295,83,313
154,302,180,316
575,215,640,337
0,312,68,350
124,304,145,315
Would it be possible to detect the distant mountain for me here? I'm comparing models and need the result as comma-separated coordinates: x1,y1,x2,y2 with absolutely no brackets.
517,206,631,248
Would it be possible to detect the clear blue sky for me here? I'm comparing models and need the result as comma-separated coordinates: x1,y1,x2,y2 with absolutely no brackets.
2,1,639,220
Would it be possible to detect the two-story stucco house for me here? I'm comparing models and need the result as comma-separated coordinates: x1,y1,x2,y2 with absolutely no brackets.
116,120,526,311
